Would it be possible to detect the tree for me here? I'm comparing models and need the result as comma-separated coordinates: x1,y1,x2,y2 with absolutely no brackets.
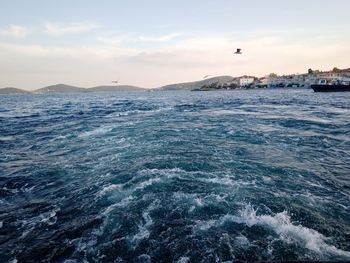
308,68,313,74
332,67,341,73
229,83,238,89
209,82,219,89
269,73,278,78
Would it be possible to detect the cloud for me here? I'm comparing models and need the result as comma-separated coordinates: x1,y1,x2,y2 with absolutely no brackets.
0,33,349,89
0,42,140,88
137,33,184,42
0,25,30,38
96,32,184,45
0,42,138,60
96,35,130,45
125,36,236,67
45,22,101,37
124,35,350,77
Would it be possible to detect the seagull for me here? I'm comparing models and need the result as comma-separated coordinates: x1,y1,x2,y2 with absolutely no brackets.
203,75,211,79
234,48,242,54
112,80,119,85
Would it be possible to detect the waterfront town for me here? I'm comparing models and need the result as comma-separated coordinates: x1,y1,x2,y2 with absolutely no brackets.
199,68,350,90
2,67,350,94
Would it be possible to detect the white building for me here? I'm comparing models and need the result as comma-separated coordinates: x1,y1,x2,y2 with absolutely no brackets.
259,77,270,85
315,72,341,81
239,77,254,86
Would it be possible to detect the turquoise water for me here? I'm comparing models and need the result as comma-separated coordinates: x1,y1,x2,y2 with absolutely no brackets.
0,89,350,262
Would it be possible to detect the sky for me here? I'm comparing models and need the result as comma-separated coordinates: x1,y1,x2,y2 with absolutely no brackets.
0,0,350,89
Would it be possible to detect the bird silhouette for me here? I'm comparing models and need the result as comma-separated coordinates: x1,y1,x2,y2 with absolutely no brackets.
234,48,242,54
203,75,211,79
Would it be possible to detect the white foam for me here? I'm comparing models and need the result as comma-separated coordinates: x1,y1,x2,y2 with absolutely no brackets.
237,204,350,258
50,135,67,142
138,167,188,179
79,126,113,138
262,176,273,183
0,135,15,141
188,206,196,213
131,226,150,245
0,221,3,228
234,235,250,247
200,177,254,188
19,207,60,238
176,256,190,263
40,209,59,225
134,178,161,190
173,192,203,206
193,204,350,258
98,184,123,197
195,219,218,231
129,200,160,248
205,109,263,116
206,193,229,202
111,106,172,118
194,197,204,207
102,196,134,216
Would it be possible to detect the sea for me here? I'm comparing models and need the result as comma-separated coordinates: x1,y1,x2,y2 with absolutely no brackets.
0,89,350,263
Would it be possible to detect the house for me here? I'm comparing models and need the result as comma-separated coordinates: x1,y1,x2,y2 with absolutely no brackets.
239,77,255,86
258,76,269,85
340,68,350,77
316,72,341,80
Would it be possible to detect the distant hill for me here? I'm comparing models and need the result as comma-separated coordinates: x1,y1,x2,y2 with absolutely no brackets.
0,87,30,95
158,76,235,91
87,85,145,92
34,84,85,93
33,84,146,93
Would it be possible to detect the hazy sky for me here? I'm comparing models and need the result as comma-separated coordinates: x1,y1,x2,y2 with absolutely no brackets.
1,0,350,89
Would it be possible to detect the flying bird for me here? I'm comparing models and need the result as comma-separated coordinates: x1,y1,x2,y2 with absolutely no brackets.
203,75,211,79
234,48,242,54
112,80,119,84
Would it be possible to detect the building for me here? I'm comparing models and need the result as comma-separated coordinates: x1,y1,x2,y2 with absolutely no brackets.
316,72,341,80
239,77,255,86
254,76,271,88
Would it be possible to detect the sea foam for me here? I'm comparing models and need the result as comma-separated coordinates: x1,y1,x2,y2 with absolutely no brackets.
236,205,350,258
194,204,350,258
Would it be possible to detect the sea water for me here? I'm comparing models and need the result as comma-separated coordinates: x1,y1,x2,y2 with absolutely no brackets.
0,89,349,262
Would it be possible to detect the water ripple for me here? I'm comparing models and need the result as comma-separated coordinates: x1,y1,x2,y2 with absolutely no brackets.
0,90,349,262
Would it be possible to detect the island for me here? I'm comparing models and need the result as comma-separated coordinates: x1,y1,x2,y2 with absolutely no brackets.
1,67,349,94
